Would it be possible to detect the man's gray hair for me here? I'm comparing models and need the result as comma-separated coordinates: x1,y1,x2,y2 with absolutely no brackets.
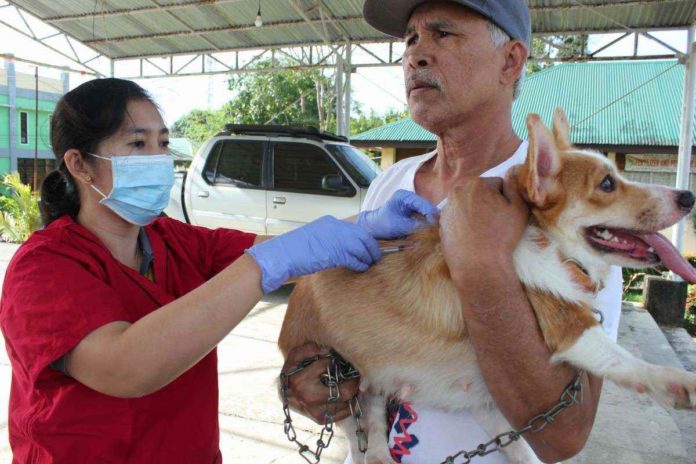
487,22,526,100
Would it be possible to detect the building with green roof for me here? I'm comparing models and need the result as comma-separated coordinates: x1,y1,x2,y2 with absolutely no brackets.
352,59,696,190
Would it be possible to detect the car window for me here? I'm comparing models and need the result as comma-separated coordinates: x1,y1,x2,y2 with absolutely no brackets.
204,140,263,188
326,144,381,188
273,143,355,195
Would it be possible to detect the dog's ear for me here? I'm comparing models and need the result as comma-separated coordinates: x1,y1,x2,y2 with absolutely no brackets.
524,113,562,207
552,108,572,150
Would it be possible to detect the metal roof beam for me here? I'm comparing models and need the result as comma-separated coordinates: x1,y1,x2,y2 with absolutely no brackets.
43,0,248,22
81,15,362,46
640,32,685,58
0,52,97,75
42,0,681,23
0,3,106,75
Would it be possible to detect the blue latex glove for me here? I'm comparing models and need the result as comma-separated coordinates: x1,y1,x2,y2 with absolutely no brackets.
246,215,382,293
356,189,439,239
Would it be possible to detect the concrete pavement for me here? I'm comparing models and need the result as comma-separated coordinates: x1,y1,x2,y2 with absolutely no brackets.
0,242,694,463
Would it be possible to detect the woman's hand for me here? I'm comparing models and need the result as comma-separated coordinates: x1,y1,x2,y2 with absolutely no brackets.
280,343,359,424
247,215,381,293
357,189,438,239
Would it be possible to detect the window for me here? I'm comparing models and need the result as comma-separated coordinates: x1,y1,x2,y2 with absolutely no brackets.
202,140,263,188
273,143,355,196
20,112,28,145
326,144,381,188
17,158,57,187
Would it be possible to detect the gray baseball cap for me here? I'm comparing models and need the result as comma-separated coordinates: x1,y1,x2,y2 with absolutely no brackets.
363,0,531,48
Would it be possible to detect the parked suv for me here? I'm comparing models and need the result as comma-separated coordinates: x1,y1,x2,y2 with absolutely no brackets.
165,125,382,234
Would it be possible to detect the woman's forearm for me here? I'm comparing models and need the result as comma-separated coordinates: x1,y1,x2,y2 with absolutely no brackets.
67,254,264,398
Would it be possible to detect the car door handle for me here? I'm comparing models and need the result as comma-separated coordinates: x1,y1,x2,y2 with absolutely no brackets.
273,196,286,205
197,191,209,198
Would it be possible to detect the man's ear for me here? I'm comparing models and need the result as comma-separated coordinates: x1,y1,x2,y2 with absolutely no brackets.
552,108,572,150
500,40,527,90
524,114,562,207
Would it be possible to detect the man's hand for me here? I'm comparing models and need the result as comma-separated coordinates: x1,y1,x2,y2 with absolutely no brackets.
280,343,360,424
440,173,529,282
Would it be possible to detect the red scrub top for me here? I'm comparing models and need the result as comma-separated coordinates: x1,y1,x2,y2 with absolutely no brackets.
0,215,256,463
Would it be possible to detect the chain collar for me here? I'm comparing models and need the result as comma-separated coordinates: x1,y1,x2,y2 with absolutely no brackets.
441,370,586,464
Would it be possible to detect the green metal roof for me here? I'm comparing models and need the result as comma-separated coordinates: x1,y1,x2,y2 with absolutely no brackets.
352,60,696,147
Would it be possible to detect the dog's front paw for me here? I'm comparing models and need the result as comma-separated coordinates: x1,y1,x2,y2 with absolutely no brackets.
624,366,696,409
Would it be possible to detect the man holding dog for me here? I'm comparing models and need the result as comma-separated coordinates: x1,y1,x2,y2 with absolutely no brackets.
283,1,623,462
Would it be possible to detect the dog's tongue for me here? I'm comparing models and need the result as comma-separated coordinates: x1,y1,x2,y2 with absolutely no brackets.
641,233,696,283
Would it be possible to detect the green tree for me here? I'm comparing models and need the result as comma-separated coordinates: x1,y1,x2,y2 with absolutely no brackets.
351,106,409,136
528,35,585,75
170,109,224,150
221,59,336,131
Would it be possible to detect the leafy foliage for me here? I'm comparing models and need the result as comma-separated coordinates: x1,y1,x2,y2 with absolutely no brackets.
0,172,41,243
350,106,409,136
222,60,335,130
171,59,340,151
171,109,225,149
528,36,585,74
685,287,696,336
171,59,410,151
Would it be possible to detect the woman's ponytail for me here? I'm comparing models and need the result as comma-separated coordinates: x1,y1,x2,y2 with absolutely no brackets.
39,163,80,226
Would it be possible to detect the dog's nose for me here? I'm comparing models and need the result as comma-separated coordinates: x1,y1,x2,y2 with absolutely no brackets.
677,190,695,211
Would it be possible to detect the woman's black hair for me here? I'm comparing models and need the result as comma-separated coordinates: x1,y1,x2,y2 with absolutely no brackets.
40,78,156,226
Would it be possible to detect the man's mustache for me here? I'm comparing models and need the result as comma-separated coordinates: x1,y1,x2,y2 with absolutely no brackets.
406,71,443,95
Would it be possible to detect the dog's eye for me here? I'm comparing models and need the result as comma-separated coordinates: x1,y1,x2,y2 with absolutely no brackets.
599,175,615,193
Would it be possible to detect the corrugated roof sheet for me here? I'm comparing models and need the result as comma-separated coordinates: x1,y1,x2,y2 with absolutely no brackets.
6,0,696,59
352,60,696,148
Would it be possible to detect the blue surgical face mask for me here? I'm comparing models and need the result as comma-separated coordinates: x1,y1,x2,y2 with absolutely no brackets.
88,152,175,226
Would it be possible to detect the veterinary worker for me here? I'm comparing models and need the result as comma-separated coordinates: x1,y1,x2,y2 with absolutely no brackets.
282,1,624,463
0,78,438,463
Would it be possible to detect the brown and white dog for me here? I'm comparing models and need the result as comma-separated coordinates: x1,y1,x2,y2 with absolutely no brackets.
278,109,696,464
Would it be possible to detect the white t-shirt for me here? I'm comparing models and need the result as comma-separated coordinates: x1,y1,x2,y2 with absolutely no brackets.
345,142,623,464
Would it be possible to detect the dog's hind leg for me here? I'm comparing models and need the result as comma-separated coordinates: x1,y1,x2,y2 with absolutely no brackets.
360,393,393,464
337,415,368,464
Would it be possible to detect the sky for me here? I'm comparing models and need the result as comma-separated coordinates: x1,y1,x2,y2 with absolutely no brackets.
0,4,692,127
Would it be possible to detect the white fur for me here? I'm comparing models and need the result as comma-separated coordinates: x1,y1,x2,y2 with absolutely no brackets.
552,326,696,409
513,226,597,305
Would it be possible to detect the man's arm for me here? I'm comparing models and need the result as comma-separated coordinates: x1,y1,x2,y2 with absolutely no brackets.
440,176,602,463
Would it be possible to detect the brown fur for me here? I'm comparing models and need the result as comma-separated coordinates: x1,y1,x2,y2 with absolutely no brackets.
525,289,599,353
279,227,469,377
279,109,601,380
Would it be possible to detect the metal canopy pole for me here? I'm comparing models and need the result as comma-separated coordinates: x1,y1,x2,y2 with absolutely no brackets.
335,52,344,136
672,26,696,280
343,44,352,139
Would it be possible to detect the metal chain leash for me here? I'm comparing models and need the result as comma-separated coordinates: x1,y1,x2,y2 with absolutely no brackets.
441,369,586,464
280,351,366,464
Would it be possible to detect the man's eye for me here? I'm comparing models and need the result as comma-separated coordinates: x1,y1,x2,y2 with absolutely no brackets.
405,35,418,46
599,175,615,193
438,30,450,38
131,140,145,148
161,140,170,147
